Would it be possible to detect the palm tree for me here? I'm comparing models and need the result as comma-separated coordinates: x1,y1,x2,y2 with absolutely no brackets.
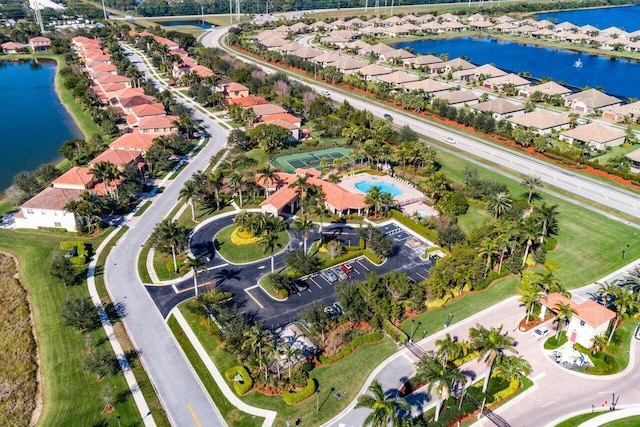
228,171,245,207
242,326,268,374
469,324,517,393
233,211,253,233
290,173,310,214
208,170,224,211
364,186,384,217
535,203,560,244
591,334,609,353
292,215,315,253
265,341,282,380
64,198,85,231
261,232,283,273
180,180,199,222
519,283,544,322
415,356,465,422
355,380,411,427
281,343,301,378
90,161,114,195
520,175,542,204
150,220,189,273
257,166,280,198
486,192,512,219
435,333,469,365
493,355,531,387
520,216,539,268
187,256,207,298
553,302,577,340
478,238,500,276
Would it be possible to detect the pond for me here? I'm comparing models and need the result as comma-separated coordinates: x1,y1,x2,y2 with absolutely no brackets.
160,20,212,29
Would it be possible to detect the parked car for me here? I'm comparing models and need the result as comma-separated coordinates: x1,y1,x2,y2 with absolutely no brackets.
333,302,343,315
340,263,354,274
445,136,456,144
320,270,338,282
532,326,550,340
324,306,338,318
292,280,308,292
334,268,348,281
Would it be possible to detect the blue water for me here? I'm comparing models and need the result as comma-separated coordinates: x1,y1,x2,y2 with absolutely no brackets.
355,181,403,197
161,20,212,29
536,5,640,31
392,37,640,99
0,59,81,193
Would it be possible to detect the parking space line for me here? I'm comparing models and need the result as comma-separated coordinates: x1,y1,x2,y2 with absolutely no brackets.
309,276,323,288
244,288,264,309
358,260,370,271
415,272,427,280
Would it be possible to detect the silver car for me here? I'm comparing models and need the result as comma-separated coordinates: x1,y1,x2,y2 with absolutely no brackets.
334,268,348,281
320,270,338,282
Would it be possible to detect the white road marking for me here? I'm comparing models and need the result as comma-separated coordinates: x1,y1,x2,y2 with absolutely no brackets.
599,391,614,394
309,276,322,288
172,284,179,293
415,272,427,280
206,263,229,271
358,260,370,271
531,372,546,381
541,401,555,408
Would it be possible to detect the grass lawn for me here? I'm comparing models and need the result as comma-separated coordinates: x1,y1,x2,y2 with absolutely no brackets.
0,229,143,426
457,200,492,234
246,148,269,165
400,275,519,336
133,201,152,217
177,302,398,425
581,320,636,375
214,225,290,263
594,144,639,166
556,411,609,427
602,416,640,426
153,248,188,281
434,148,640,289
0,197,16,216
137,242,153,284
543,331,568,350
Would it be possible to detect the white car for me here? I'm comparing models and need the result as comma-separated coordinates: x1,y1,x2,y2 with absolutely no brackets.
532,326,550,340
320,89,330,97
445,136,456,144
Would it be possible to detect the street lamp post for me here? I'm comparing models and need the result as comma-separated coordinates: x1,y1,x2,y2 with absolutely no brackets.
116,416,121,427
622,244,630,260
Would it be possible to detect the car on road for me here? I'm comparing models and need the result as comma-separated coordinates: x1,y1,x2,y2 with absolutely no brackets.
320,270,338,282
635,324,640,340
445,136,456,144
383,113,392,121
340,263,354,274
532,326,550,340
334,268,348,281
320,89,330,97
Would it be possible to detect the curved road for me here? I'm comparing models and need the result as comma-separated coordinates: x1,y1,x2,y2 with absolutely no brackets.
200,27,640,223
104,47,229,425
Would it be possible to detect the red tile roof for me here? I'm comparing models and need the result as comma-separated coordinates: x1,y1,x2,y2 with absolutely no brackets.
138,115,178,130
249,104,288,117
259,113,302,125
21,187,84,211
29,36,51,44
224,82,249,92
109,130,156,152
542,292,616,327
256,120,298,130
97,74,131,85
119,95,157,109
2,42,24,50
154,35,179,48
131,103,167,118
191,65,214,78
90,149,142,167
90,63,118,73
52,166,95,189
226,95,269,107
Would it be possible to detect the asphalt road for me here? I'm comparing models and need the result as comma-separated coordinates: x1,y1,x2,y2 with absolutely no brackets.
199,27,640,223
104,46,228,426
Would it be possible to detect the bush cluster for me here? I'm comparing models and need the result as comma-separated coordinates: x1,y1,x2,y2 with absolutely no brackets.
283,378,317,405
60,241,91,265
318,332,383,364
224,365,253,395
382,320,409,345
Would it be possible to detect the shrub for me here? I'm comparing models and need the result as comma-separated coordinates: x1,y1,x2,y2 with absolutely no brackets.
224,366,253,395
69,255,87,265
383,320,408,344
283,378,317,405
492,378,520,402
277,288,289,298
230,227,262,245
318,332,383,364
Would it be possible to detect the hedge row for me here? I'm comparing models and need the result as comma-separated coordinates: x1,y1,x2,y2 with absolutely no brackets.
224,365,253,395
318,331,383,364
60,241,91,265
390,210,438,243
383,320,408,345
283,378,317,405
321,249,366,269
492,378,520,402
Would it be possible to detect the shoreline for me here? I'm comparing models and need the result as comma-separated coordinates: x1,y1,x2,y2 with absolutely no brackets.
0,53,105,208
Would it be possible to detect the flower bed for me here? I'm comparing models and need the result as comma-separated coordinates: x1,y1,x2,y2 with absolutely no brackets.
230,227,262,246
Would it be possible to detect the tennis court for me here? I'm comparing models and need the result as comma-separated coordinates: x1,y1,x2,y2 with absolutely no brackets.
272,148,353,173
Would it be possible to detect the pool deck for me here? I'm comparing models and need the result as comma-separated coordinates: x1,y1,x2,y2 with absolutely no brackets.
338,173,427,208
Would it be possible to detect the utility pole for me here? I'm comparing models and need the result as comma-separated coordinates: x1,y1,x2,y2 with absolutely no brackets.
236,0,240,22
365,0,368,12
229,0,233,24
374,0,379,14
390,0,394,15
101,0,108,20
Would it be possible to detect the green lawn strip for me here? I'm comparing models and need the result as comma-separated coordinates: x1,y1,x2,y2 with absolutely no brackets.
543,332,567,350
168,160,190,180
167,313,262,427
214,225,290,263
602,415,640,427
555,411,610,427
133,201,152,217
177,302,397,425
137,242,153,284
153,249,187,281
434,148,640,289
0,229,141,426
581,320,635,375
0,197,16,216
457,200,492,235
400,276,520,336
91,226,170,426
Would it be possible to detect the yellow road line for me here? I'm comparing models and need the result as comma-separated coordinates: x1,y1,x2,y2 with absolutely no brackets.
187,404,202,427
244,288,264,309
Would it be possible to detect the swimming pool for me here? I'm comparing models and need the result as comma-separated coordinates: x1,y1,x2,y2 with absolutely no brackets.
354,180,403,197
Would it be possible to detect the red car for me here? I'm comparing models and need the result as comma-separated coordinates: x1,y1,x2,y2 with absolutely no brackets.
340,263,354,274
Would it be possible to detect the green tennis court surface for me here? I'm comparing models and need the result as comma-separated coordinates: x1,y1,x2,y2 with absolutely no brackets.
272,148,353,173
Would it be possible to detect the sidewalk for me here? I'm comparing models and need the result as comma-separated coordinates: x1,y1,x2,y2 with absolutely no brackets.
171,307,277,427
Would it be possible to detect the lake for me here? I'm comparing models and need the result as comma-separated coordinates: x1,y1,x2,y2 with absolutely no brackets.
535,4,640,32
160,20,212,29
0,59,81,194
392,37,640,99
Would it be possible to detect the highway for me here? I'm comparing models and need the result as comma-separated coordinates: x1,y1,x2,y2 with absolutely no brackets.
200,27,640,224
104,47,228,426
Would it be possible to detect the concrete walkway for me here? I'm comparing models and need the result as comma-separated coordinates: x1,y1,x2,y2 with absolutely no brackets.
171,307,277,427
88,228,156,426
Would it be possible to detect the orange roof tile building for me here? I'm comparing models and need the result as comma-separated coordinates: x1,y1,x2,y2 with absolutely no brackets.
109,130,156,152
540,292,616,347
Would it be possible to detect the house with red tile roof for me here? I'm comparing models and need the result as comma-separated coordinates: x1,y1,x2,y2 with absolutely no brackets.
126,102,167,127
223,82,250,99
1,41,25,54
52,166,106,194
89,63,118,75
117,93,158,114
190,65,215,79
16,187,84,231
248,103,288,118
89,149,143,169
29,36,51,52
227,95,269,108
540,292,615,347
257,169,366,217
138,115,178,136
109,130,156,152
154,35,180,50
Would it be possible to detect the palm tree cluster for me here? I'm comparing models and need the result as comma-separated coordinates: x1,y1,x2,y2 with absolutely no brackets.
150,219,191,274
594,269,640,343
364,186,397,218
519,265,570,323
64,192,103,234
233,212,286,272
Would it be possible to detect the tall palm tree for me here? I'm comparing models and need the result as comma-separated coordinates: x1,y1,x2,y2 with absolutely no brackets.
355,380,411,427
208,170,225,211
469,324,517,393
150,220,189,273
242,325,268,374
257,166,280,198
281,343,301,378
292,215,315,253
535,203,560,244
553,302,577,340
493,355,531,387
520,216,539,268
435,333,469,366
478,238,500,276
90,161,112,193
290,173,310,214
187,256,207,298
228,171,245,207
415,356,465,422
261,232,283,273
486,192,512,219
520,175,542,204
64,198,85,231
519,283,544,322
180,180,199,222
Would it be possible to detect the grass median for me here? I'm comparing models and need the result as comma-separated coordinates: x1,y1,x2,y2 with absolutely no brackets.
214,224,290,264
